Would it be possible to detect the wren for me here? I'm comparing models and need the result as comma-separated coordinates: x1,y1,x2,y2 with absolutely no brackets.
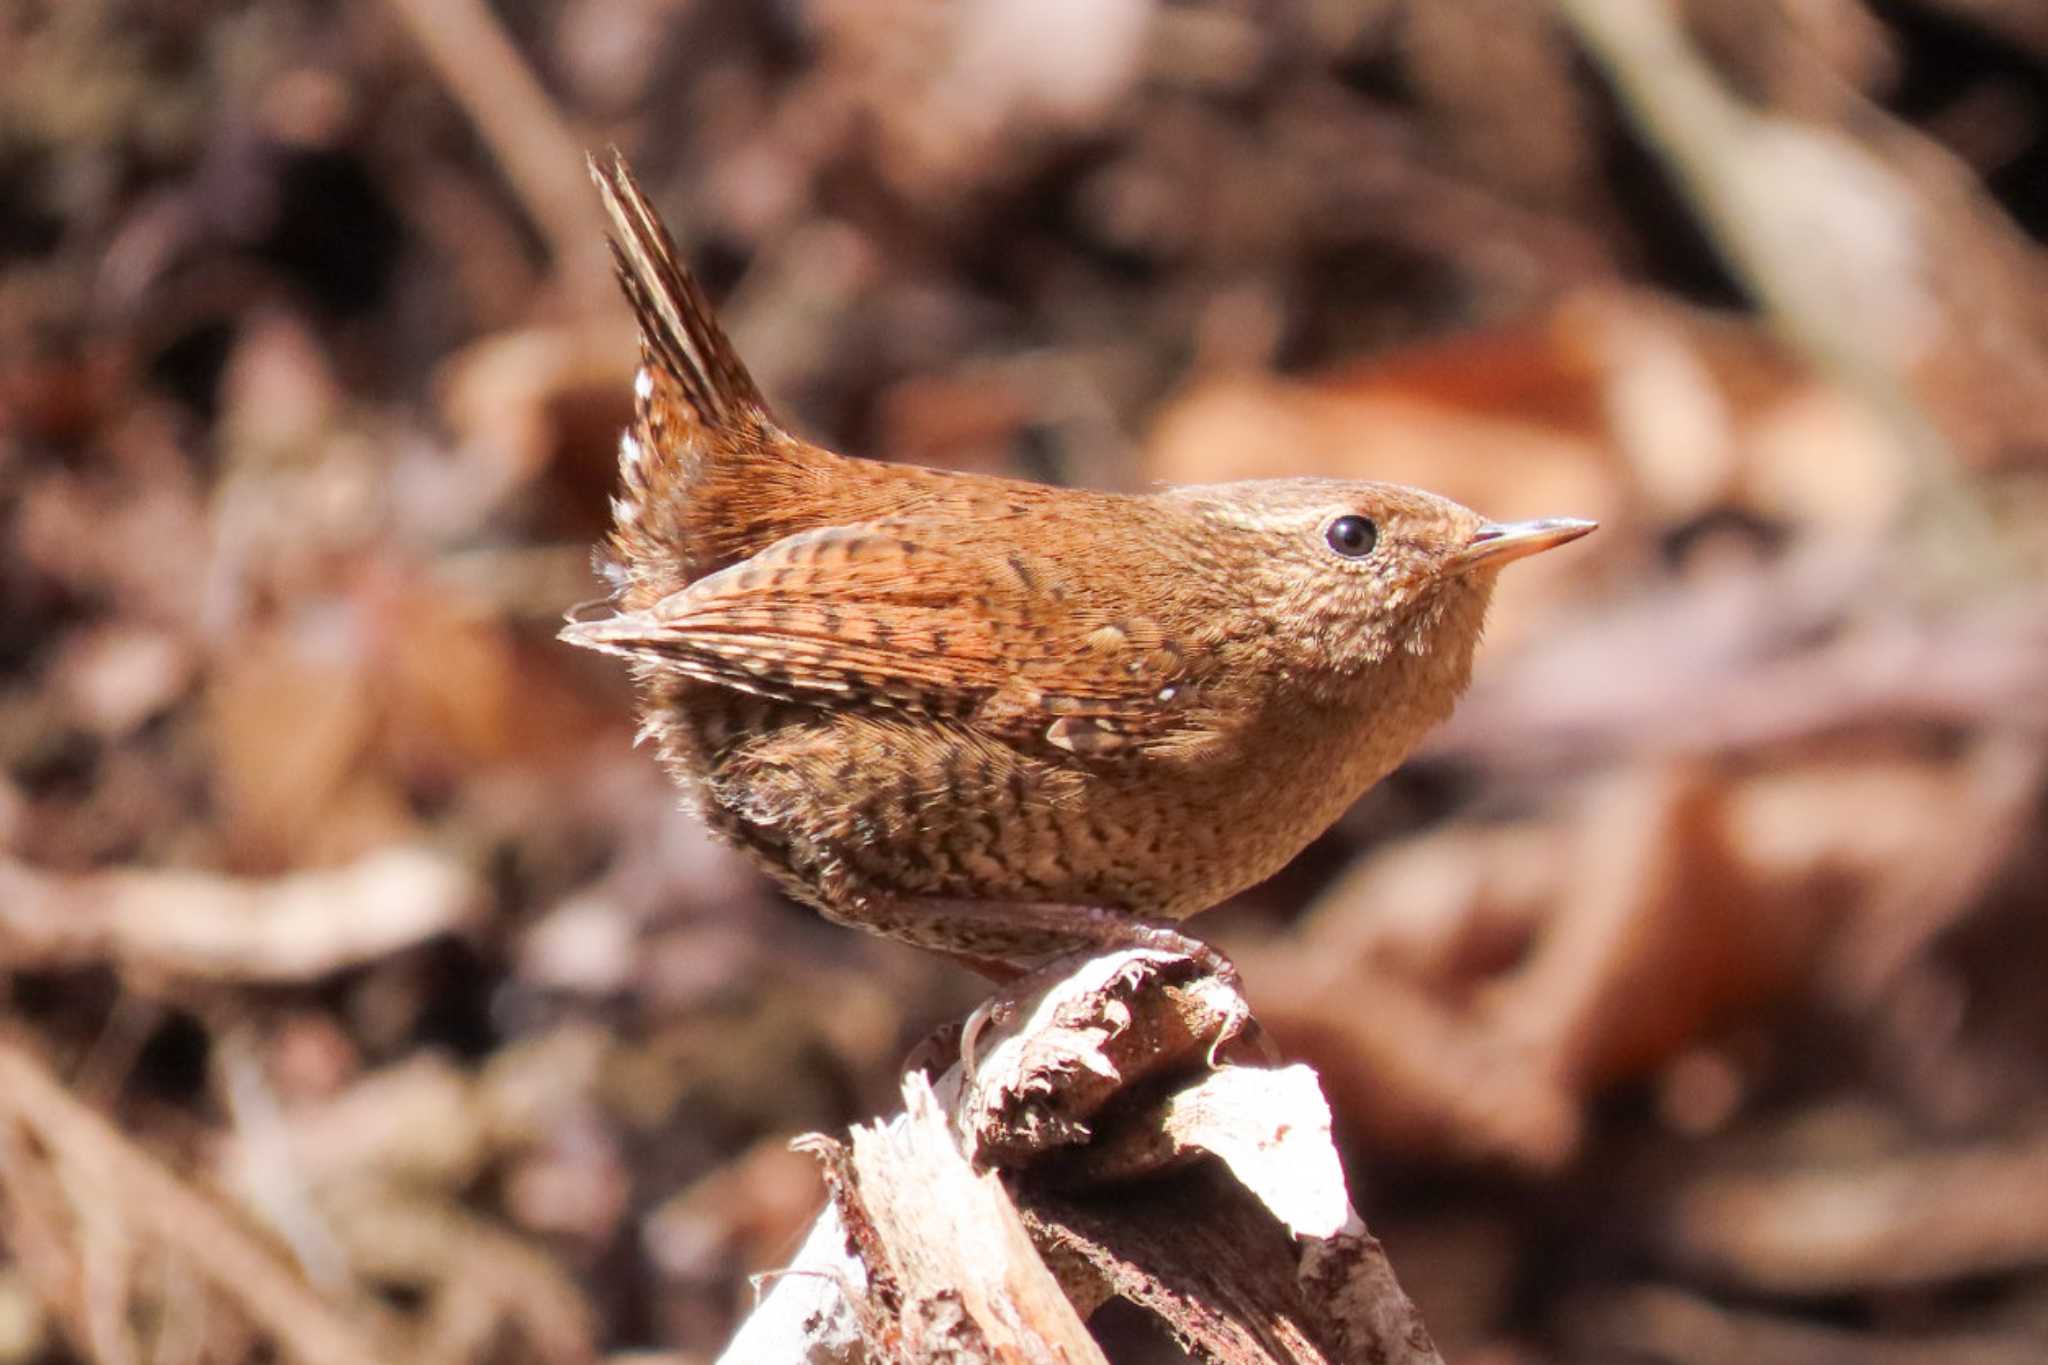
563,152,1594,976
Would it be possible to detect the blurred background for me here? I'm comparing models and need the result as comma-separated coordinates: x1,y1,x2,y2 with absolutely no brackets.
5,0,2048,1360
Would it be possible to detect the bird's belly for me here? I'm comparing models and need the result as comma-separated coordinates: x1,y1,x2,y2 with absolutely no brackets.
684,701,1381,924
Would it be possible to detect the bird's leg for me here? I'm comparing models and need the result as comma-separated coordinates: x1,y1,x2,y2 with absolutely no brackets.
874,898,1242,1077
875,897,1240,986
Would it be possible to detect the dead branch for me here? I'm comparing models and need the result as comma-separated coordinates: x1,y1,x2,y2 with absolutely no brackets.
0,846,483,983
721,949,1443,1364
1665,1130,2048,1295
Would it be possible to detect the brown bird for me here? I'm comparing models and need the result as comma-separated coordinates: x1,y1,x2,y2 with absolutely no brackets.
563,151,1594,978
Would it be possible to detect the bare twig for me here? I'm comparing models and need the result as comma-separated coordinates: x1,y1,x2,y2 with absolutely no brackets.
0,846,483,983
1667,1130,2048,1295
380,0,614,303
0,1038,400,1365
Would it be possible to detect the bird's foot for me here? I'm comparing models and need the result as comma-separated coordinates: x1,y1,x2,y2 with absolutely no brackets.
867,897,1250,1079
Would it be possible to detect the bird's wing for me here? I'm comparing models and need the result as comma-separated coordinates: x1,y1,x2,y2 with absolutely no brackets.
565,521,1210,755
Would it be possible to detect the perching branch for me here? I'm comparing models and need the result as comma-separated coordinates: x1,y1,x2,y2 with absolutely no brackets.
723,949,1443,1365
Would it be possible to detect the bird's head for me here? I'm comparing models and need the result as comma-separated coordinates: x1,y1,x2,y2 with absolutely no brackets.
1165,477,1594,700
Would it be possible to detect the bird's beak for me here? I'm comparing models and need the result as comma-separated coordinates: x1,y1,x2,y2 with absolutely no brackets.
1451,517,1597,572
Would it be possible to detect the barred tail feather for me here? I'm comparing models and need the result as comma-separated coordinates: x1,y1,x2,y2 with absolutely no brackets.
587,150,908,611
588,149,768,430
589,149,787,605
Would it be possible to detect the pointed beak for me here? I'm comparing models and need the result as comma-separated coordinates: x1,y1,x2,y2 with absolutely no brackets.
1451,517,1597,572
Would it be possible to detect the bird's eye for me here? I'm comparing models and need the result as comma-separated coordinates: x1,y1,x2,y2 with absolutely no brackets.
1325,514,1378,558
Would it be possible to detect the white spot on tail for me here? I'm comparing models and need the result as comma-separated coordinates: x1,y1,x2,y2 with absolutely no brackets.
634,368,654,402
620,431,643,468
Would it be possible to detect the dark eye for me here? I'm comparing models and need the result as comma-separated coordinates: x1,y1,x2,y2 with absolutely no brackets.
1325,514,1378,558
